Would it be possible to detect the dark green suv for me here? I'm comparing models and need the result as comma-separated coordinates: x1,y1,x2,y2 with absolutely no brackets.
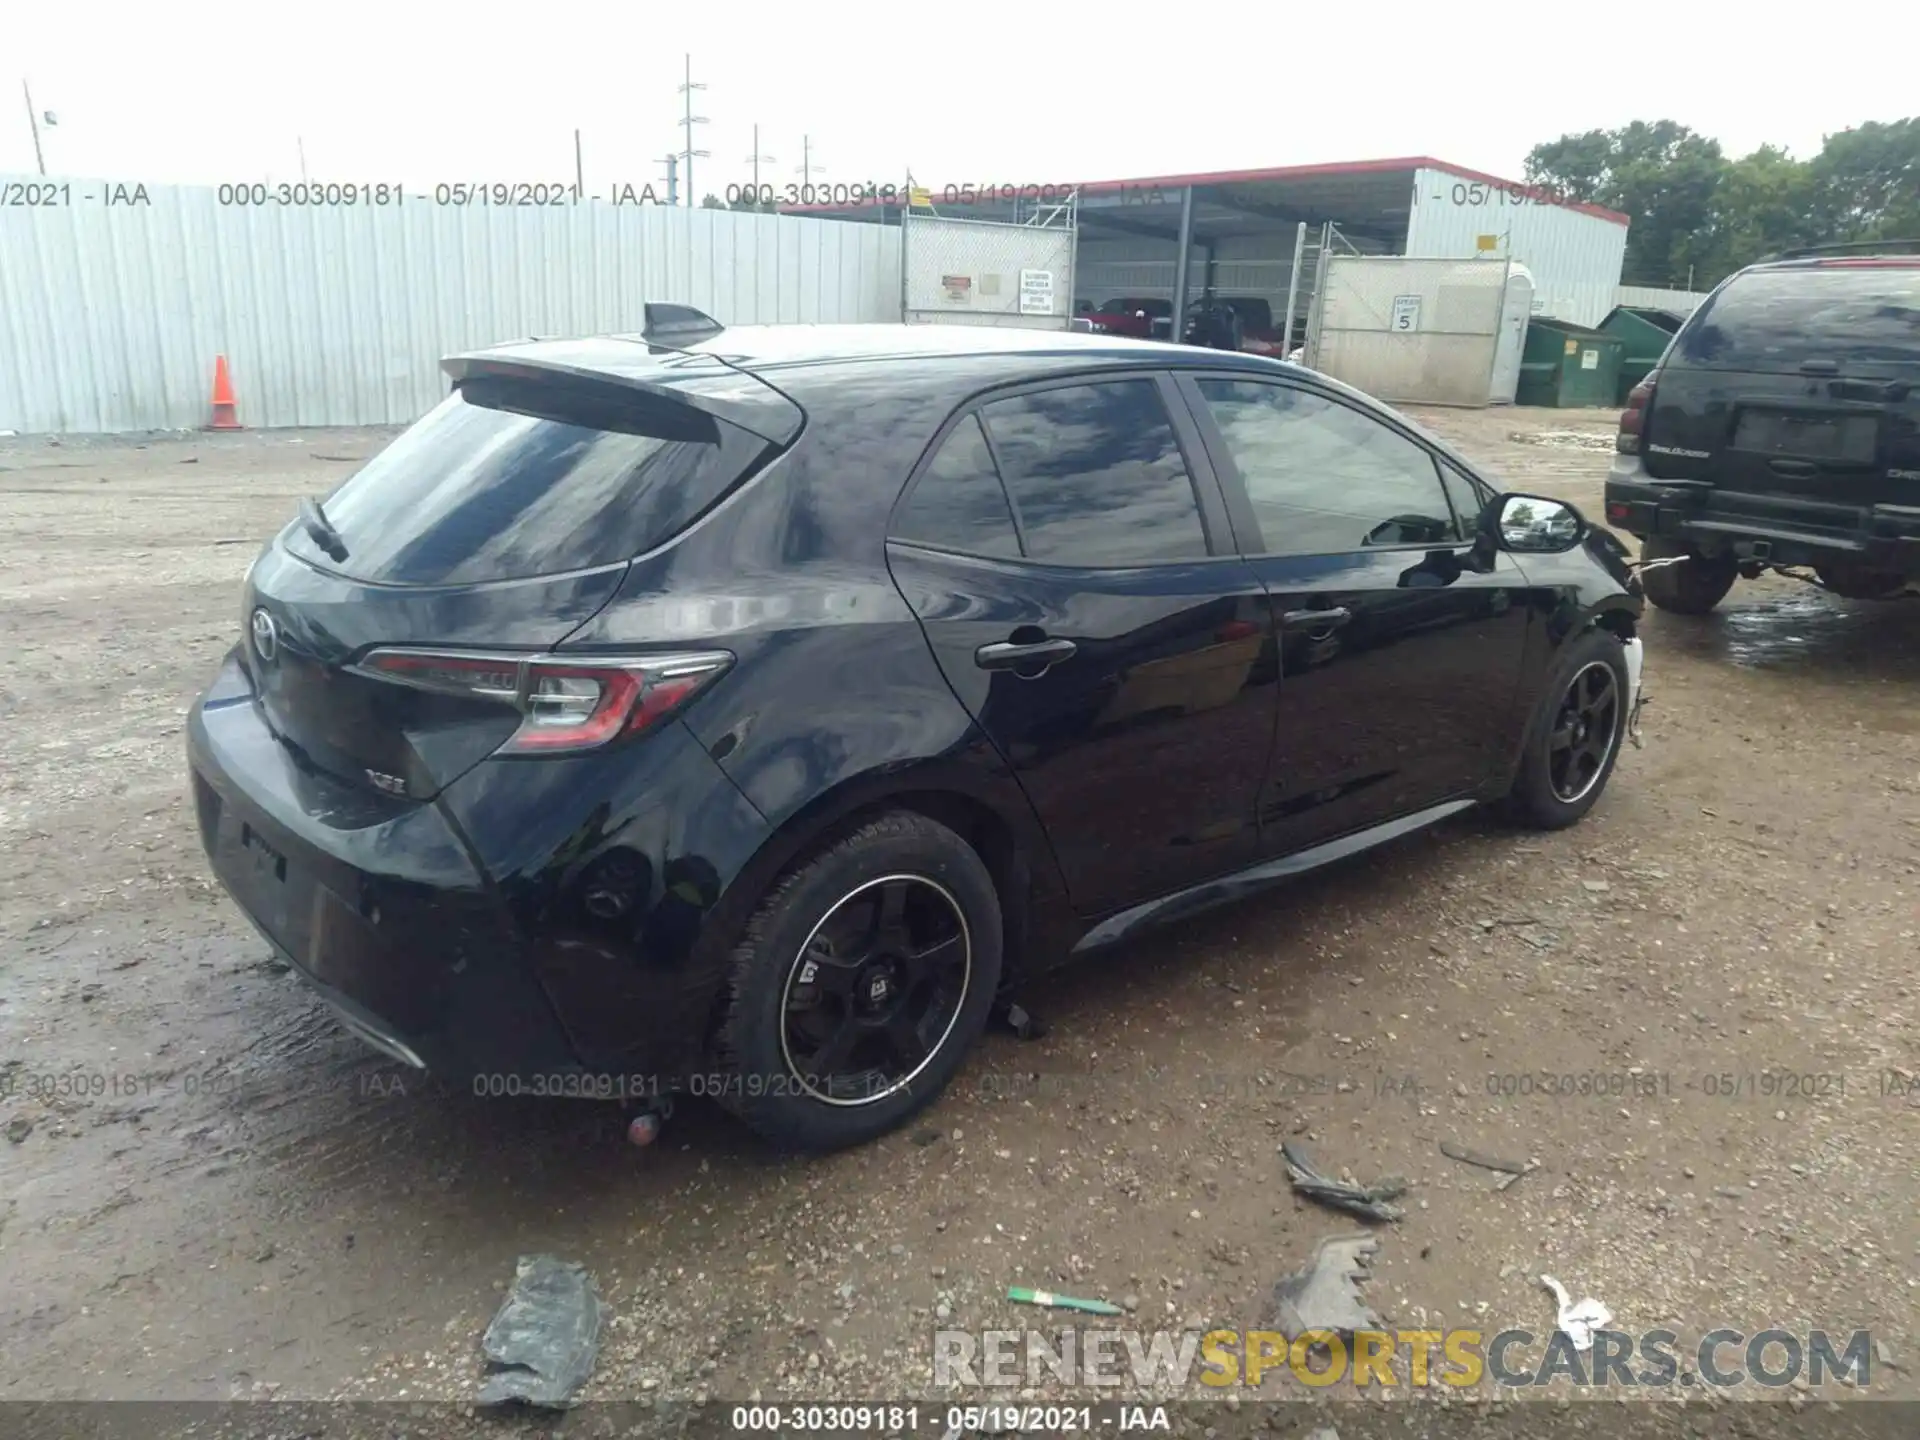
1604,242,1920,614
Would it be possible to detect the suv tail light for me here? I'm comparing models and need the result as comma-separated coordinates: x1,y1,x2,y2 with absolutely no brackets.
351,649,733,755
1616,379,1655,455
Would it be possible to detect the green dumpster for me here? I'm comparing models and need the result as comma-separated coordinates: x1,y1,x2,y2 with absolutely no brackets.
1516,318,1626,408
1598,305,1685,405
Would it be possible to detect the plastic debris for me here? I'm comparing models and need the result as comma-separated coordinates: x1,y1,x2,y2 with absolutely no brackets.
478,1255,609,1408
1540,1274,1612,1353
1281,1142,1408,1223
626,1112,665,1148
1496,1160,1542,1192
1439,1140,1529,1175
1271,1233,1383,1336
998,1001,1047,1041
1006,1286,1124,1316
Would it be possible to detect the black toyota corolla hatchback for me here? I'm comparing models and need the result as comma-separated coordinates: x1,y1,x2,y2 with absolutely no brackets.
189,307,1645,1151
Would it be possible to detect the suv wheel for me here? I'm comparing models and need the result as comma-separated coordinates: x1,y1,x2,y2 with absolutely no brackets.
1506,628,1631,830
1640,537,1737,615
715,812,1002,1152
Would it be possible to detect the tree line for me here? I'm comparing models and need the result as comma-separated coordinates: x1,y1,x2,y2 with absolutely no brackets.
1526,117,1917,291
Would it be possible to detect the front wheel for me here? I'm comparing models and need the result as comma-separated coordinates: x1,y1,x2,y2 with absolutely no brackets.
1505,628,1630,830
714,812,1002,1152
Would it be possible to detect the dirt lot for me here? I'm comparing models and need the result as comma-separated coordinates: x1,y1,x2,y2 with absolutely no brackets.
2,409,1917,1427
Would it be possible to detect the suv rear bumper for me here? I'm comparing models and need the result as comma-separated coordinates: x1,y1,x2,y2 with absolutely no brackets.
1606,452,1920,573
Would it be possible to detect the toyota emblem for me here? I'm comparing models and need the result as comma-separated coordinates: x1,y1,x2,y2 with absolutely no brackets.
250,607,279,662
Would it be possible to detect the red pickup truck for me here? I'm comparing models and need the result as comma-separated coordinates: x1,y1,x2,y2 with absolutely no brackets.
1080,297,1174,340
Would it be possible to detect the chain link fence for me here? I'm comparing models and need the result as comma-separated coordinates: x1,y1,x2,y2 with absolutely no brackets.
901,207,1077,329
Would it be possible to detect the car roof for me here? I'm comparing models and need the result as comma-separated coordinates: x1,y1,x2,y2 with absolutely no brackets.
447,325,1289,431
1745,255,1920,275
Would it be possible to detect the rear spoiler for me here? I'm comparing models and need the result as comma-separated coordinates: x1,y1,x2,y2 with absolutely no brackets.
442,307,802,446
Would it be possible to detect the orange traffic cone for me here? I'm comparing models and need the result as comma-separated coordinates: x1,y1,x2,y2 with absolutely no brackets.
208,355,242,430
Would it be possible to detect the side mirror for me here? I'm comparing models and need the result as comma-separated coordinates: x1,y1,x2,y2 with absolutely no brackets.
1482,493,1585,553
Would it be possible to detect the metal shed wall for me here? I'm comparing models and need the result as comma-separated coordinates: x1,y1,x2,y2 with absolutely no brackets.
0,177,904,435
1402,168,1627,328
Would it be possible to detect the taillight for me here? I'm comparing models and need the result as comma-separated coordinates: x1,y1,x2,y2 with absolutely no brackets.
352,648,732,755
1616,380,1654,455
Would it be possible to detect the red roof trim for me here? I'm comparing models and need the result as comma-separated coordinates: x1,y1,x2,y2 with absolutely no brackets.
785,155,1630,227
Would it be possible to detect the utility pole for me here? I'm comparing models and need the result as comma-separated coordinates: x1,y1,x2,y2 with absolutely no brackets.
573,129,583,198
794,135,825,197
23,80,46,176
677,54,708,208
297,136,308,181
745,124,776,206
658,152,679,208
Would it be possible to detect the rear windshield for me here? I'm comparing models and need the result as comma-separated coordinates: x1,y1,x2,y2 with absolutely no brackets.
285,381,769,585
1677,266,1920,371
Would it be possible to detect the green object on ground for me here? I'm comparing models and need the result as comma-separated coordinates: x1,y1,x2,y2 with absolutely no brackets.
1006,1286,1125,1316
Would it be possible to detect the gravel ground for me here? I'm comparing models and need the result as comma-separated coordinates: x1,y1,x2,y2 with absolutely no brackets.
1,409,1915,1429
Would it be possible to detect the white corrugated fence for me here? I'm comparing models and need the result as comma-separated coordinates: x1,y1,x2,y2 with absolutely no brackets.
0,176,904,435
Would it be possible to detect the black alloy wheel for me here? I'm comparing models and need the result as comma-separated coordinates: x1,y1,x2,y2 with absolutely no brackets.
780,874,971,1105
1547,661,1621,804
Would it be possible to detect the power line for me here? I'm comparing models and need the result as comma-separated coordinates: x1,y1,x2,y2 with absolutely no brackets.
677,54,709,208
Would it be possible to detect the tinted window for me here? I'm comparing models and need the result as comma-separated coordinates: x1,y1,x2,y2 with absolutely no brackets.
1678,266,1920,370
981,381,1209,566
1194,380,1461,555
285,382,766,585
893,415,1022,558
1436,461,1488,531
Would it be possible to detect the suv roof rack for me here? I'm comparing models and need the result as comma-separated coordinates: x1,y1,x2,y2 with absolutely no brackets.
1768,238,1920,261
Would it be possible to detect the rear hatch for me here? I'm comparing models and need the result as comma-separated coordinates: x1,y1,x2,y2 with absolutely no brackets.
1644,260,1920,515
243,346,800,801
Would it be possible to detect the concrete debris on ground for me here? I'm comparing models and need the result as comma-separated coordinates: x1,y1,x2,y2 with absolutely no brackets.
477,1254,609,1409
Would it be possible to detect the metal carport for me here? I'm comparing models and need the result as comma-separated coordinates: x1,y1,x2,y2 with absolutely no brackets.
792,156,1630,342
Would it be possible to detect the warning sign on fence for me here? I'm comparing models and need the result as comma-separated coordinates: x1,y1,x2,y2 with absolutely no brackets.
1019,269,1055,315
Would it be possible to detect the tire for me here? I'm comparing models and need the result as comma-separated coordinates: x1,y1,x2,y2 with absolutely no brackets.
1640,536,1736,615
1505,628,1631,830
714,811,1002,1152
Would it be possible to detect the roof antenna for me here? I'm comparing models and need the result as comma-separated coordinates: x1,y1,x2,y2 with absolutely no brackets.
642,303,724,344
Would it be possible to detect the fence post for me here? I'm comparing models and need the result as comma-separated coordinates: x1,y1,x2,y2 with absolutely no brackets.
1282,222,1307,356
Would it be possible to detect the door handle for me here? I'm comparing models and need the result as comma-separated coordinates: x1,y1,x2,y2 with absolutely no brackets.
1768,458,1817,478
1280,606,1353,633
975,637,1078,672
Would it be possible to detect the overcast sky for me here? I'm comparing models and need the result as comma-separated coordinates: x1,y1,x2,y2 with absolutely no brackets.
7,2,1913,198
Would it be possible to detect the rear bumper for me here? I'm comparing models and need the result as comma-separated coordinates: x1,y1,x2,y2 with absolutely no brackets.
187,648,764,1085
1605,453,1920,573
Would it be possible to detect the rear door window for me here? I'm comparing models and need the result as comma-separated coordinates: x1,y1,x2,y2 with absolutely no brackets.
892,415,1022,558
1678,266,1920,371
285,381,769,585
979,380,1210,566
